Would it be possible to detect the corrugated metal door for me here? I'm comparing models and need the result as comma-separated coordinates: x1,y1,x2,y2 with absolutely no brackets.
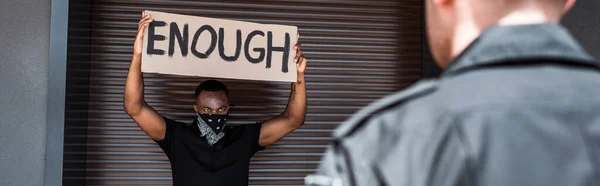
64,1,92,186
64,0,422,185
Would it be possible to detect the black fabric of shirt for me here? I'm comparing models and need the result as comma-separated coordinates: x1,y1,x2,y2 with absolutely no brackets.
155,117,265,186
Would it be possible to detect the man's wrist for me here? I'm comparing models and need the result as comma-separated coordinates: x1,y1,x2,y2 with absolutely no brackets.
131,53,142,61
296,73,305,84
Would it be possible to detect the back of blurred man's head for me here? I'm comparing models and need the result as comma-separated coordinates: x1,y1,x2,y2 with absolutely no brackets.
426,0,576,68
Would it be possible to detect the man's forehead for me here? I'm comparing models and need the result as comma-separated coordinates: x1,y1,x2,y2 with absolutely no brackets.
198,91,228,98
197,91,229,104
197,100,228,108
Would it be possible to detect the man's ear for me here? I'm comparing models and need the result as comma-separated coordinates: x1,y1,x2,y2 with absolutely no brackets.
193,104,199,112
563,0,576,14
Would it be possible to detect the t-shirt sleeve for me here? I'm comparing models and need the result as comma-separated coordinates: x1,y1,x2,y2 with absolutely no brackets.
153,116,180,156
249,122,266,155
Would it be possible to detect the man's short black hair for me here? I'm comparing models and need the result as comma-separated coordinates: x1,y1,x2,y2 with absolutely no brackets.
194,80,229,98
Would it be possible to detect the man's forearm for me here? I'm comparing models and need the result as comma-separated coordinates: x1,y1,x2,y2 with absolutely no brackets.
284,74,307,125
123,54,145,115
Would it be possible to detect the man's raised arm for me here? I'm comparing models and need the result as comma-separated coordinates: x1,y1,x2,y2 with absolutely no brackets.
123,12,166,141
259,40,308,146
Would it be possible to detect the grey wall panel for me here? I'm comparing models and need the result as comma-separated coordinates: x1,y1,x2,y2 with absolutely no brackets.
0,0,51,185
46,0,69,185
562,0,600,60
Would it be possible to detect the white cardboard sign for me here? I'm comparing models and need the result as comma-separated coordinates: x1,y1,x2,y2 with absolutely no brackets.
142,10,298,82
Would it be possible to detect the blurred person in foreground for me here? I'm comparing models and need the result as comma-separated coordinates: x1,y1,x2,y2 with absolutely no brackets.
306,0,600,185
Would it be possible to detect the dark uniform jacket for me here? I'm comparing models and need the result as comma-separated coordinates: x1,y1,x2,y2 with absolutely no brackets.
306,23,600,186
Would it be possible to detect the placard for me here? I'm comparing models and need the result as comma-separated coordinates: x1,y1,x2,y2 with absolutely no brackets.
142,10,298,82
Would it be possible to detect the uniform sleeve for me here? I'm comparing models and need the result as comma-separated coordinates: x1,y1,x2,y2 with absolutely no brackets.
317,147,338,175
248,122,266,155
153,116,180,156
312,112,469,186
304,147,345,186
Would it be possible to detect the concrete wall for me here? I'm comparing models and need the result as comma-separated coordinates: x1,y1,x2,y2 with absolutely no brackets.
562,0,600,60
0,0,51,185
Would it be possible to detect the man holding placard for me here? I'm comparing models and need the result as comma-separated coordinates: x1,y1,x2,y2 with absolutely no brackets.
124,11,307,186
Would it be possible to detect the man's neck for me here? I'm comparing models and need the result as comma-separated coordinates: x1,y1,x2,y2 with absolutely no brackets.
498,9,557,25
448,10,558,66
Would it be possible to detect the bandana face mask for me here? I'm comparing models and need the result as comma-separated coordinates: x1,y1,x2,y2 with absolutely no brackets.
196,113,228,146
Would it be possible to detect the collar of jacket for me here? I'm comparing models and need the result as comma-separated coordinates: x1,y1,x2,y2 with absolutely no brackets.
442,23,598,77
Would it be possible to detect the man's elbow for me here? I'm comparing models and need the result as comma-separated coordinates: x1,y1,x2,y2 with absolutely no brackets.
290,117,305,129
123,101,142,116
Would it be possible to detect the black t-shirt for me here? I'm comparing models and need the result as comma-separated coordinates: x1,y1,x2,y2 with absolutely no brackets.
155,117,265,186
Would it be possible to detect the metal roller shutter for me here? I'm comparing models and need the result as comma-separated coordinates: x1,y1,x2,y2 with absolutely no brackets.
64,0,422,185
64,1,93,186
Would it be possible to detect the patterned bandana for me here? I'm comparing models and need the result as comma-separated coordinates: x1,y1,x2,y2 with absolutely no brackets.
195,113,228,146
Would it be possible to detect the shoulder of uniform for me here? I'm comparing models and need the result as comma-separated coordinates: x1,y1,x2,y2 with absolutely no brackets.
333,79,438,138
